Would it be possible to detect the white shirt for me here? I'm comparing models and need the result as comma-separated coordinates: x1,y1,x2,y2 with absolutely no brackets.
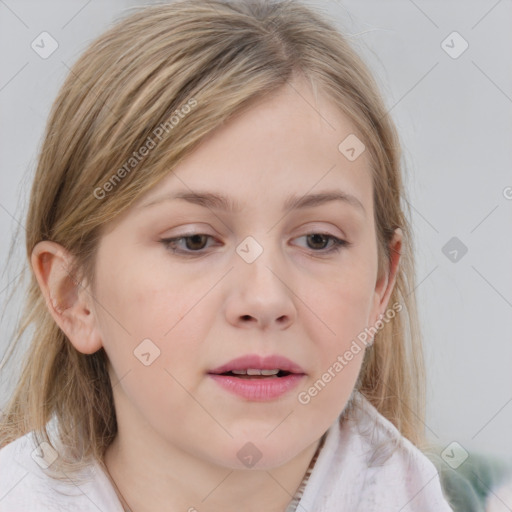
0,392,453,511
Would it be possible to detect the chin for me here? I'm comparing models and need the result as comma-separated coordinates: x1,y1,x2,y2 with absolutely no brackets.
216,440,300,471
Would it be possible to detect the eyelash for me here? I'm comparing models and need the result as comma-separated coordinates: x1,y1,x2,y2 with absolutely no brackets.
160,233,350,256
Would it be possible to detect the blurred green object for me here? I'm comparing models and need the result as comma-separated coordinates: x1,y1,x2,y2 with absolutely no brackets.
425,447,512,512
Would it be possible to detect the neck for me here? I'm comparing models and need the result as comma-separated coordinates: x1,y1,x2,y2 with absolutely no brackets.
103,429,323,512
101,366,332,512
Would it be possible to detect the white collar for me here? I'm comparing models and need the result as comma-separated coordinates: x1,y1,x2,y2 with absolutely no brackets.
295,391,453,511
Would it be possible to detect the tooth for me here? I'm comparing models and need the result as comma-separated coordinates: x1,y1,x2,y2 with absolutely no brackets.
231,368,281,376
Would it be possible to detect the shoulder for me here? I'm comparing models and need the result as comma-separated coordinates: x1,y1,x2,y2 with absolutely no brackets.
309,392,455,511
353,393,453,509
0,430,123,512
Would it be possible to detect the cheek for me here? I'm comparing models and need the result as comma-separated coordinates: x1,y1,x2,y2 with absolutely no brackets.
295,251,376,407
296,332,365,420
95,248,194,335
297,290,369,417
302,258,377,344
99,271,211,426
111,361,197,447
95,258,216,381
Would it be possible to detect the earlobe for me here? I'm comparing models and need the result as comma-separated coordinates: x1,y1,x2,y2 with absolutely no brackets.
31,240,103,355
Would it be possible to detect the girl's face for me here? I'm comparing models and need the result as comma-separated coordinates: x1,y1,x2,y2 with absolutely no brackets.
90,77,400,469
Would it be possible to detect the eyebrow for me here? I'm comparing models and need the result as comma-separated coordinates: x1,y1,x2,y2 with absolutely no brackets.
140,189,366,216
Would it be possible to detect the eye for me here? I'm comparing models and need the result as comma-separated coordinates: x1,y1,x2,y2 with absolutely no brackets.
160,234,216,254
160,232,350,256
294,233,350,254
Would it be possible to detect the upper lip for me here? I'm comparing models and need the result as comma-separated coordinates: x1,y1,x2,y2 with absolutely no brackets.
208,354,306,375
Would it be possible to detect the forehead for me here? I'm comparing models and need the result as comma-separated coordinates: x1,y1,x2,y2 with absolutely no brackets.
133,77,373,217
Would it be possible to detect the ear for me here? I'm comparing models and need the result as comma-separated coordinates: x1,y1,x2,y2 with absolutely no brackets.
369,228,403,327
31,240,103,354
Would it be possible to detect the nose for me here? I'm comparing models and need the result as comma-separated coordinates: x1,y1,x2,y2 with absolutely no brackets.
223,240,297,331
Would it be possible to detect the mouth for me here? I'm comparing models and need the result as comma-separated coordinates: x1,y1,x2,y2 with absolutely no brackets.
207,353,306,377
207,354,306,401
214,369,295,379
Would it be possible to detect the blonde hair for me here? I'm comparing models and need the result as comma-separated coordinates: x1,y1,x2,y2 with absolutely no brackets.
0,0,426,478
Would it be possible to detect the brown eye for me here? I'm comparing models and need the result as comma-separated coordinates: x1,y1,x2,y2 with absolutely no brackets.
295,233,349,254
160,234,215,254
184,234,209,250
306,233,330,250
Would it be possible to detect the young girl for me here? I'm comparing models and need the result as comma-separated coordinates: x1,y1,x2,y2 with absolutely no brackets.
0,0,454,510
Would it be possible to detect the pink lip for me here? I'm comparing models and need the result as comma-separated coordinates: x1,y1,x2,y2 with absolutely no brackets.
207,354,306,401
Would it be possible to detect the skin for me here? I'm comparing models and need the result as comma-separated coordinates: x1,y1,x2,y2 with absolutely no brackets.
31,75,401,512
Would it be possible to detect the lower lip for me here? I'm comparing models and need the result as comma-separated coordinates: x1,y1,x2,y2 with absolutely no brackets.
208,374,305,401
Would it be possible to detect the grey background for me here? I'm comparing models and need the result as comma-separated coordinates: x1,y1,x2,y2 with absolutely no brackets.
1,0,511,459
